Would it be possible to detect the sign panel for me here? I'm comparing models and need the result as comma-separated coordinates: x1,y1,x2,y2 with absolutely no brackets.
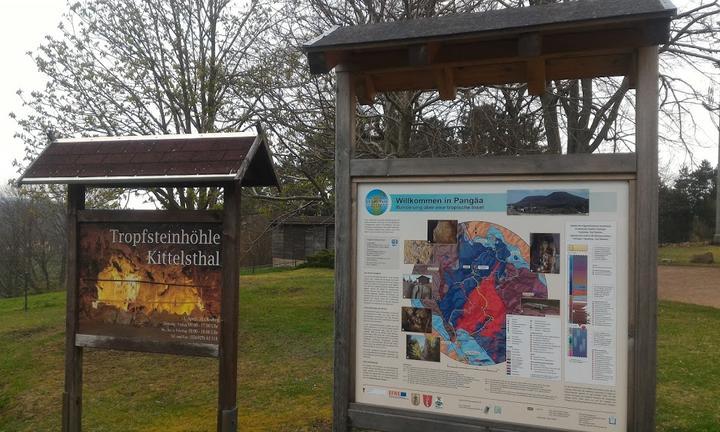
355,181,629,431
77,222,222,351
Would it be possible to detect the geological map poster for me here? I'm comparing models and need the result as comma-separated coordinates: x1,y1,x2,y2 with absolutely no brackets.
355,181,629,431
77,222,222,350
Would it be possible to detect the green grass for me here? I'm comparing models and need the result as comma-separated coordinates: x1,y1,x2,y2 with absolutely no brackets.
656,301,720,431
658,243,720,267
1,271,719,431
0,268,334,432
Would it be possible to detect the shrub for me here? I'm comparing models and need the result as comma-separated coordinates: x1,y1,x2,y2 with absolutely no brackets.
302,249,335,268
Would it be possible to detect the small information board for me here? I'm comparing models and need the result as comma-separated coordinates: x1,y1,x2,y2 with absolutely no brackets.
17,131,280,432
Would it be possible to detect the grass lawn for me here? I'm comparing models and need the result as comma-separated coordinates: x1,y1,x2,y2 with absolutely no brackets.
0,268,334,432
1,268,719,431
658,243,720,267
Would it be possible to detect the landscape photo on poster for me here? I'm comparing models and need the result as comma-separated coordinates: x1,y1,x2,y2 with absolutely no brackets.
507,189,589,215
78,223,222,346
406,221,548,366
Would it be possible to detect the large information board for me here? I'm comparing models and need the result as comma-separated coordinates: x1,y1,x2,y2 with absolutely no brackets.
355,180,629,431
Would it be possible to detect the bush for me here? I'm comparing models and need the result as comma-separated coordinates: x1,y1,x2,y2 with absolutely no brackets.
301,249,335,268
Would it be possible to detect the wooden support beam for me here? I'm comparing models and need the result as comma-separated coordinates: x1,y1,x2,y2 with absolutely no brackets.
217,182,241,432
434,68,456,100
632,45,659,432
527,58,547,96
628,52,639,89
356,74,377,105
333,71,355,432
62,185,85,432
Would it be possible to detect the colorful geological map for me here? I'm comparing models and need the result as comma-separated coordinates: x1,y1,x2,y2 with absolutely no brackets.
411,221,548,366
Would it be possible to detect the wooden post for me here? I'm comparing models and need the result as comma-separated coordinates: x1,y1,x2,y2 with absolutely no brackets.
62,185,85,432
633,45,659,431
333,69,355,432
218,182,241,432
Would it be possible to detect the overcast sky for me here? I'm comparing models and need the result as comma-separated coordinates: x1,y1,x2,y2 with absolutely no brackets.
0,0,718,187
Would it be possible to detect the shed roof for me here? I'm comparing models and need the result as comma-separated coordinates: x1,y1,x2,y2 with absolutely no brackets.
305,0,676,53
18,131,279,188
303,0,676,102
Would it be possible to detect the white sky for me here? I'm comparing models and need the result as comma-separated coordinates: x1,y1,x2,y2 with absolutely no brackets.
0,0,717,187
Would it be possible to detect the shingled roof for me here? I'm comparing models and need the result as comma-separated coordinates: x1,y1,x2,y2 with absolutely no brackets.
18,132,279,188
305,0,676,55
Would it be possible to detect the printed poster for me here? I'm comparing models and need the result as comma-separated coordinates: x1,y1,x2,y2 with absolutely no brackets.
355,181,629,431
78,223,222,349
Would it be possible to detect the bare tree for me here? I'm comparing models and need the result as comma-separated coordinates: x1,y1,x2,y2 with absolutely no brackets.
14,0,277,209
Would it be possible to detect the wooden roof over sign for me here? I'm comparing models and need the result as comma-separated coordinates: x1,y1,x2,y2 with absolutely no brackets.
18,131,279,188
303,0,676,102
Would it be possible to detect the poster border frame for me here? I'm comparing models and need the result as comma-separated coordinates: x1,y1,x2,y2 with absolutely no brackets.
347,175,637,432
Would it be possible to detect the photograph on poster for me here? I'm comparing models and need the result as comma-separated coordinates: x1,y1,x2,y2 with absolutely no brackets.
431,244,459,269
519,298,561,316
404,240,433,264
403,274,433,299
427,220,458,244
406,334,441,362
530,233,560,274
569,254,590,325
401,307,432,333
569,326,588,358
507,189,590,215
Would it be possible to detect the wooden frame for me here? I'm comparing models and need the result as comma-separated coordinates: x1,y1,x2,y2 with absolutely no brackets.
61,183,242,432
332,45,659,432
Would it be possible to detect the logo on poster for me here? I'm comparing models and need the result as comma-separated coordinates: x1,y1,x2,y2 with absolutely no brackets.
388,390,408,399
423,394,433,408
411,393,421,406
434,396,444,409
365,189,389,215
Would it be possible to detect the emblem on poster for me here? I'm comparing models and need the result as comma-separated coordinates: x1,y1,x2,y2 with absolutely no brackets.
411,393,421,406
423,394,433,408
365,189,389,216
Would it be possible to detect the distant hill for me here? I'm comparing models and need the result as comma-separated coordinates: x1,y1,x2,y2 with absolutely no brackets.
509,191,589,214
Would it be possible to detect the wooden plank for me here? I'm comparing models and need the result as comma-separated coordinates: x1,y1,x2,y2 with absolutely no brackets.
353,173,636,183
333,70,355,432
218,182,241,432
350,153,637,178
348,404,566,432
365,52,632,94
78,210,223,223
62,185,85,432
75,334,218,357
632,45,659,432
546,53,632,81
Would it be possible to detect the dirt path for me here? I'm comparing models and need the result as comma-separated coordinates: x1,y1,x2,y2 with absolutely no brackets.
658,266,720,308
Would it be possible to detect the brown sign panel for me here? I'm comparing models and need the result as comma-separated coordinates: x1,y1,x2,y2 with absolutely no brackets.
77,222,222,355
